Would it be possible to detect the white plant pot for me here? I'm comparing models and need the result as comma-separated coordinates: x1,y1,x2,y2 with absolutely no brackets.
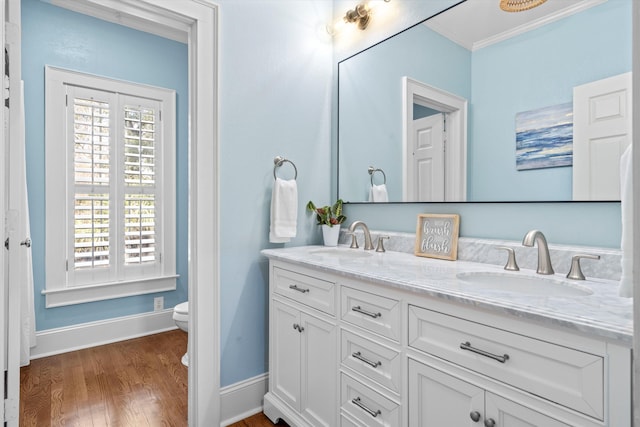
322,225,340,247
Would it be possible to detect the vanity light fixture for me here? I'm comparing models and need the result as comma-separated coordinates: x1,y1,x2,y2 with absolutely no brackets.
328,0,390,34
500,0,547,12
344,2,372,30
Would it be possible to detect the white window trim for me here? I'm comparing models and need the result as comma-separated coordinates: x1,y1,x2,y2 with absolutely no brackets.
44,65,177,308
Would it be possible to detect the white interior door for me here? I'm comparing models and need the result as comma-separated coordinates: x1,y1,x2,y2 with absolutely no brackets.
408,113,445,201
3,0,22,424
573,72,632,200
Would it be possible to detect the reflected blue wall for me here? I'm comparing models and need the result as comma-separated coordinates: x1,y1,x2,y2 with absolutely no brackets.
469,0,632,201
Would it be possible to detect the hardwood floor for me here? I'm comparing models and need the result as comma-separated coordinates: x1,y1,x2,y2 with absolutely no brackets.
20,330,189,427
227,412,288,427
20,330,285,427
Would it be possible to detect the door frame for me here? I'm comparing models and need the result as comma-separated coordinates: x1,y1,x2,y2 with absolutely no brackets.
402,76,467,201
20,1,220,425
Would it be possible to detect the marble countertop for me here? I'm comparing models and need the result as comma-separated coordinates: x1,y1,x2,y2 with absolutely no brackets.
262,245,633,345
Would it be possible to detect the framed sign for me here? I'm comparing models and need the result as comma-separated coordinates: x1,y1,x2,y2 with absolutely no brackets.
415,214,460,260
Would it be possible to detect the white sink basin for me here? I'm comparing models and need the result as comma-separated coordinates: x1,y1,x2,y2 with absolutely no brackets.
456,271,593,297
308,247,373,259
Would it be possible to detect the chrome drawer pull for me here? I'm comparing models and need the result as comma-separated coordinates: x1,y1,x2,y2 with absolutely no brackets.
460,341,510,363
289,284,309,293
352,305,381,318
351,397,381,418
352,351,382,368
292,323,304,333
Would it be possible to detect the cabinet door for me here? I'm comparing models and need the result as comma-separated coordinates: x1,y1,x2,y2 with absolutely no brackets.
300,312,337,427
408,359,484,426
272,301,301,411
485,393,571,427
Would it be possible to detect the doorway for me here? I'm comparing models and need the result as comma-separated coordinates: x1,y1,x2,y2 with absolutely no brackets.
402,76,468,202
8,1,219,425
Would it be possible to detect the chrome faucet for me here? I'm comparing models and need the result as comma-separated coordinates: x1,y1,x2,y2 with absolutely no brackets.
522,230,554,275
347,220,374,250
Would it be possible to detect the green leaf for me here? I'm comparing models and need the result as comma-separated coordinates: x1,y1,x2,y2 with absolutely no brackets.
306,201,316,212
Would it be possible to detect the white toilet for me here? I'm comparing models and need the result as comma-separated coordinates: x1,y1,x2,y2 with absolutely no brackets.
173,301,189,366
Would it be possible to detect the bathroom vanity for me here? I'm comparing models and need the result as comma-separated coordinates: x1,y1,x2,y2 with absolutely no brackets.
262,241,631,427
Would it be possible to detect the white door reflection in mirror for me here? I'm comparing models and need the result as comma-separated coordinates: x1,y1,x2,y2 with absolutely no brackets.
402,77,467,202
573,72,632,200
409,113,445,201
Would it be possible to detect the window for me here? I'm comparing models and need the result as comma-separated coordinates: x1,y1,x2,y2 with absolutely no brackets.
44,66,176,307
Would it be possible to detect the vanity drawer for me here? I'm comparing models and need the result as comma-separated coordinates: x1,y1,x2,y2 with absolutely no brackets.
341,329,402,394
341,286,401,342
408,305,604,420
273,267,335,315
340,373,401,427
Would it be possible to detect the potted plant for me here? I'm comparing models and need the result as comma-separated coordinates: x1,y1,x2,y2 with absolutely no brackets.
306,199,346,246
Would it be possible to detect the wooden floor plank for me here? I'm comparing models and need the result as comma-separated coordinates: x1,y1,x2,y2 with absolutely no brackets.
21,330,282,427
21,330,189,427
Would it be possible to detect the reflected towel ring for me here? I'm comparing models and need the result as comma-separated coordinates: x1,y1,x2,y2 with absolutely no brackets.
368,166,386,186
273,156,298,180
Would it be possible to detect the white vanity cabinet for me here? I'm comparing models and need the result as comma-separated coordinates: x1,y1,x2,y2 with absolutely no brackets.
264,265,338,427
408,359,571,426
263,255,631,427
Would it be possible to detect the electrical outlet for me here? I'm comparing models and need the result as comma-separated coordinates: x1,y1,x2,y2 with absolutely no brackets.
154,296,164,311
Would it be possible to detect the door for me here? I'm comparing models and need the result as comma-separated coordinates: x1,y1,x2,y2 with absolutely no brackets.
408,359,484,426
299,312,336,427
272,300,301,411
485,393,571,427
3,0,22,424
408,114,446,202
573,72,632,200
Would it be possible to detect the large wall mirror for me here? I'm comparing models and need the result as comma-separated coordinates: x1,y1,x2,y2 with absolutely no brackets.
338,0,631,203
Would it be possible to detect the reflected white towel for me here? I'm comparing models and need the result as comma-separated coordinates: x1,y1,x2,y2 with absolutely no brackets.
368,184,389,203
269,178,298,243
619,145,633,298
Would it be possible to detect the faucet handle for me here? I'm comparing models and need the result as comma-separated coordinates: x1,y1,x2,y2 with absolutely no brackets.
495,246,519,271
376,236,389,253
346,231,359,249
566,254,600,280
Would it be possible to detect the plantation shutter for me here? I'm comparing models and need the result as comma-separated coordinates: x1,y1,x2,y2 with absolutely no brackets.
65,87,163,286
67,86,117,286
121,96,159,268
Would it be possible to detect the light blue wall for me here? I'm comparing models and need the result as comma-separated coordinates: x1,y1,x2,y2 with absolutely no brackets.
469,0,632,201
21,0,189,330
216,0,333,386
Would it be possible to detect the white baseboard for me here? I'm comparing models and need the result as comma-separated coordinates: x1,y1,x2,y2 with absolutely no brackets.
220,373,268,427
31,308,178,359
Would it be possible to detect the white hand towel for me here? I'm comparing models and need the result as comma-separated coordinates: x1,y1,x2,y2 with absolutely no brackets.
368,184,389,203
269,178,298,243
619,145,633,297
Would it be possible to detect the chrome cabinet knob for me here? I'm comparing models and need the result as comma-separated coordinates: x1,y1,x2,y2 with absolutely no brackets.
469,411,481,422
20,238,31,248
484,418,496,427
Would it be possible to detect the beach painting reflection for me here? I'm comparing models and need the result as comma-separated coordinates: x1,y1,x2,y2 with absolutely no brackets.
515,103,573,171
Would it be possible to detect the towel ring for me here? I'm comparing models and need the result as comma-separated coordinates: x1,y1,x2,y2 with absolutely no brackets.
368,166,386,186
273,156,298,180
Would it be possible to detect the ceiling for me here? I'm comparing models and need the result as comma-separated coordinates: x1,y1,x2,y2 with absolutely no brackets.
425,0,607,51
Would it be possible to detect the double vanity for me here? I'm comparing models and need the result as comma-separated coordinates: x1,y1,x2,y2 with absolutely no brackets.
262,230,631,427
